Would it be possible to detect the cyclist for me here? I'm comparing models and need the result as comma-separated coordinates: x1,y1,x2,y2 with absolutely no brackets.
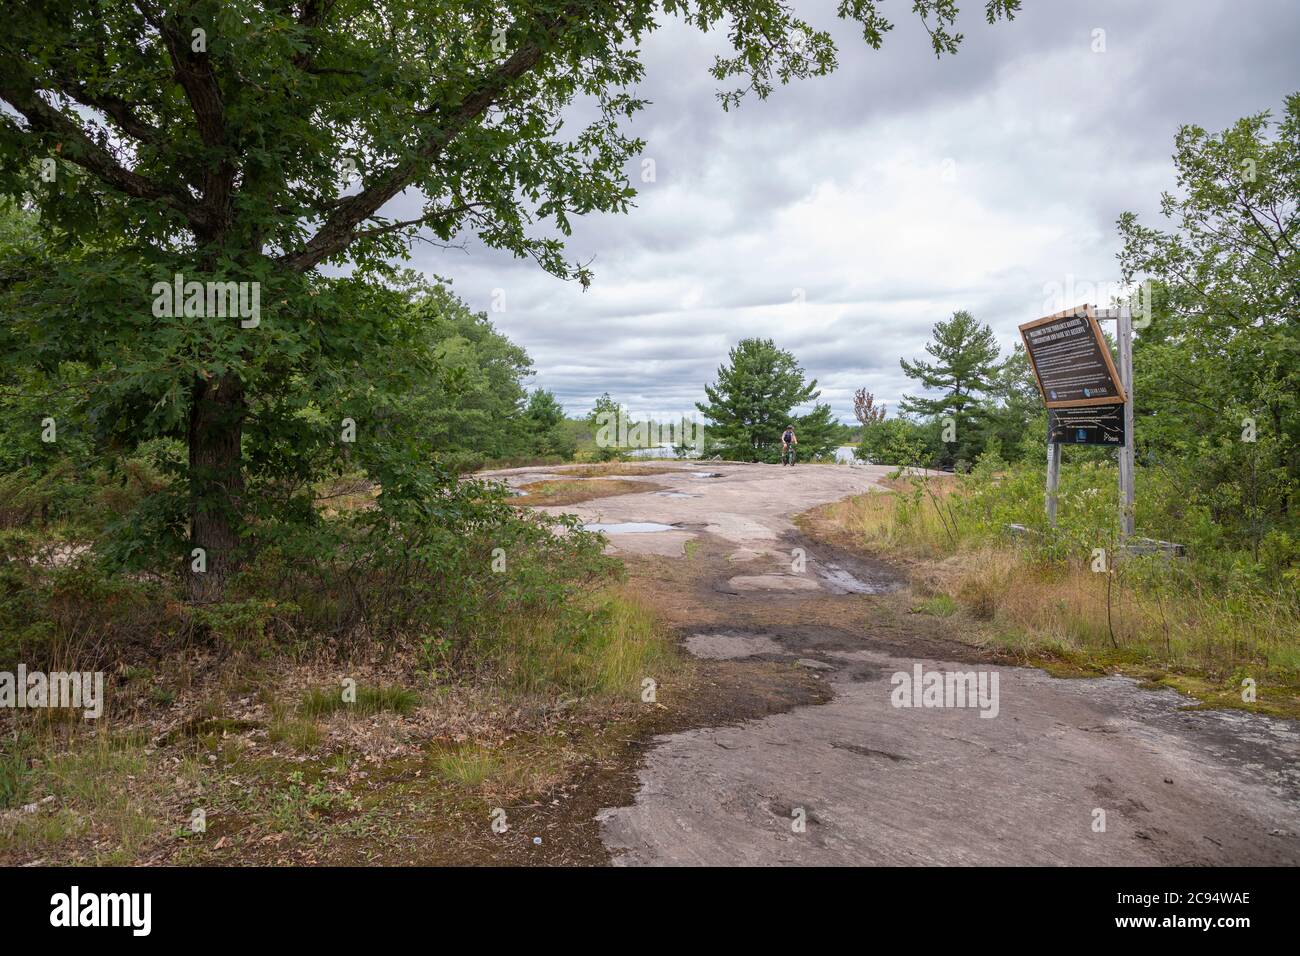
780,425,797,466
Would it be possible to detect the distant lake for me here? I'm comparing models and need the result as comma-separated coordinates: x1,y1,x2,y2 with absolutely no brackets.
627,443,677,458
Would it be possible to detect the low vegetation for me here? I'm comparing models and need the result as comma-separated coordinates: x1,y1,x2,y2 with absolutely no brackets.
299,685,421,719
803,456,1300,718
475,588,678,699
563,463,684,478
0,584,681,864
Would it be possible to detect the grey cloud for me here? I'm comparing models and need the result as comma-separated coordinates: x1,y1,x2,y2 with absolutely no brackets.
397,0,1299,422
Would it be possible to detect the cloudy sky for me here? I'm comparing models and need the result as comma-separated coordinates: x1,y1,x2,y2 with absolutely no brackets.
407,0,1299,423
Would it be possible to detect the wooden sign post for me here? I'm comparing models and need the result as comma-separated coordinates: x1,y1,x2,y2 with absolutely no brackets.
1110,305,1136,538
1046,440,1062,526
1020,303,1133,539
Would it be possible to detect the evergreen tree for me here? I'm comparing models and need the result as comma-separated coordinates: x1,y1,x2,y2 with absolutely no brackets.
525,390,574,458
974,343,1045,462
899,310,1005,468
696,339,835,462
586,392,626,460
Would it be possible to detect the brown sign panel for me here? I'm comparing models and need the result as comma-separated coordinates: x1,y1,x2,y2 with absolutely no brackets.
1019,304,1126,408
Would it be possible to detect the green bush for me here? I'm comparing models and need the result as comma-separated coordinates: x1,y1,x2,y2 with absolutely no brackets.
231,476,614,656
891,449,1300,603
0,530,180,669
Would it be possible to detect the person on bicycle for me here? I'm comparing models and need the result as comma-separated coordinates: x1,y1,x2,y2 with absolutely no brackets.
781,424,797,465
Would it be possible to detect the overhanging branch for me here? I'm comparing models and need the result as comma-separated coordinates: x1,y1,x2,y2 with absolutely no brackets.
276,4,591,273
0,69,211,231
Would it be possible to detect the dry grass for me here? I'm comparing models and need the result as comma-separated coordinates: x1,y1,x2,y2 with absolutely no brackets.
804,491,1300,718
874,472,960,495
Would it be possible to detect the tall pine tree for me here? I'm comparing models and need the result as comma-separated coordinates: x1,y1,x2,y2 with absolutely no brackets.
898,310,1004,468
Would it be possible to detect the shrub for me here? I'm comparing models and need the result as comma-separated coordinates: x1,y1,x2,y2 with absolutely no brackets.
0,531,180,670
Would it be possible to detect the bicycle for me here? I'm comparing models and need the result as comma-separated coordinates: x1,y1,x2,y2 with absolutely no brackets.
781,443,796,466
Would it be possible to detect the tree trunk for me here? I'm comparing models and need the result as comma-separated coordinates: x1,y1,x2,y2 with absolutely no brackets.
186,372,246,603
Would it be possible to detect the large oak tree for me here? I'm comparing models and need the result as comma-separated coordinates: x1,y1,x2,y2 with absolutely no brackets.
0,0,1018,599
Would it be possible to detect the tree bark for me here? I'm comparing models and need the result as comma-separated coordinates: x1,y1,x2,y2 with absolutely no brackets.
186,372,246,603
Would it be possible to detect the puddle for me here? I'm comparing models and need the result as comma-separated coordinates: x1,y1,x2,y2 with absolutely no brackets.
583,522,678,534
691,472,723,478
653,491,696,499
813,560,900,595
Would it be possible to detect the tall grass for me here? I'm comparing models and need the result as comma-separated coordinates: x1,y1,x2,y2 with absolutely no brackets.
816,460,1300,710
0,733,33,810
0,730,161,861
299,684,420,718
471,587,678,700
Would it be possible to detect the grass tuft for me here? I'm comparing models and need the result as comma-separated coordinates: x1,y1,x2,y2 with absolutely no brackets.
475,587,678,700
299,685,421,718
913,593,958,617
429,744,501,788
268,717,323,751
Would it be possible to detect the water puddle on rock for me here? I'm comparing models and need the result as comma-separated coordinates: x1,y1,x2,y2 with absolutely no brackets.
584,522,678,534
653,491,696,499
691,472,723,478
813,559,900,595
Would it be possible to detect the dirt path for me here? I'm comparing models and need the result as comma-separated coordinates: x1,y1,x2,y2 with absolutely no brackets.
485,461,1300,866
